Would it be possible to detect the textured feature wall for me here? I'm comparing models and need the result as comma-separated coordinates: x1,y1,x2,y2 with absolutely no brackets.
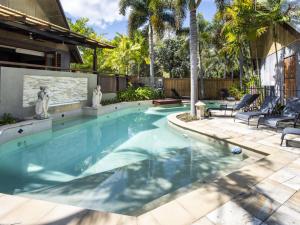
0,67,97,118
23,75,88,107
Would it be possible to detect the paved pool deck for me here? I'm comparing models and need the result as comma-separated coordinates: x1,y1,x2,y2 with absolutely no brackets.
0,112,299,225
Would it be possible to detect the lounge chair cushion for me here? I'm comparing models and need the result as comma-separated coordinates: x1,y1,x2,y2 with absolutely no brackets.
260,96,280,114
232,94,254,111
235,96,280,122
282,127,300,136
259,116,295,128
235,111,263,121
281,127,300,146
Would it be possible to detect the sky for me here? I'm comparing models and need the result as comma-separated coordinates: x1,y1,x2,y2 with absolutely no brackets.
60,0,217,40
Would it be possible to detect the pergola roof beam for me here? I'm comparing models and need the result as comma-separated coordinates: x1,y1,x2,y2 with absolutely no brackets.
0,4,115,49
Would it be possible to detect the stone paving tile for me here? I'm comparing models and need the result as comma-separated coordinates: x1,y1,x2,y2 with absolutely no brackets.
234,190,281,221
206,201,262,225
269,166,300,190
261,153,297,169
150,200,194,225
0,198,57,225
137,213,160,225
253,179,296,204
117,215,138,225
0,194,30,218
176,185,231,219
254,145,280,155
286,191,300,213
255,158,286,172
191,216,215,225
238,164,275,181
283,176,300,190
38,204,127,225
269,167,298,183
213,174,253,197
264,205,300,225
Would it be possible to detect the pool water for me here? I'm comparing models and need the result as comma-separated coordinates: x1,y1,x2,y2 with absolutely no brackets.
0,105,251,215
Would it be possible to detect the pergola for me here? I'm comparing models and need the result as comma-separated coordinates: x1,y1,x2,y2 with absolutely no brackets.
0,4,115,72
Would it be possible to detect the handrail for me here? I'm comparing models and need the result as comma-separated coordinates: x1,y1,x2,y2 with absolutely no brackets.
0,61,132,77
0,60,98,74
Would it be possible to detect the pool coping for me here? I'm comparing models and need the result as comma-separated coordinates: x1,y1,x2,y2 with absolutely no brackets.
0,110,299,225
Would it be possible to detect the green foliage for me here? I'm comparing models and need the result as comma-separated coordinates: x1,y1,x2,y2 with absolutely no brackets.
0,113,16,126
243,75,260,89
228,85,245,100
177,112,198,122
119,0,177,37
101,98,121,106
68,18,149,76
117,87,163,102
155,37,190,78
103,32,149,75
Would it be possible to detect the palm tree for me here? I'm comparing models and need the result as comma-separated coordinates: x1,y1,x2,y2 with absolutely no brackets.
119,0,176,87
197,14,211,99
222,0,268,89
174,0,202,116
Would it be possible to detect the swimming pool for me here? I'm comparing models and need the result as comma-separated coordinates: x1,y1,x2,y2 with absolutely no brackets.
0,105,257,215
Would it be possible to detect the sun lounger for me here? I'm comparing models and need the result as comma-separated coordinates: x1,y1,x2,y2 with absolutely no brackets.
257,98,300,129
207,94,260,117
281,127,300,146
234,96,280,125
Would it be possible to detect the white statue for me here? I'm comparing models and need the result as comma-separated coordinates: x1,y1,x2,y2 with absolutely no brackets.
35,86,50,119
92,85,103,108
43,87,50,118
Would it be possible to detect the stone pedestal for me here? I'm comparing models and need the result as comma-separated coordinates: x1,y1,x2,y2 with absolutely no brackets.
195,101,206,120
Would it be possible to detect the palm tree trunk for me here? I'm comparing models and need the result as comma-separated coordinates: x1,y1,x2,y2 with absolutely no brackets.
149,23,155,87
189,8,199,116
239,48,244,89
199,45,204,99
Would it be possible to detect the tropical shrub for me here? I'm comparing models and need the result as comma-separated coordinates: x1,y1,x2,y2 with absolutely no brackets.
101,98,121,106
228,85,245,100
0,113,17,126
117,87,163,102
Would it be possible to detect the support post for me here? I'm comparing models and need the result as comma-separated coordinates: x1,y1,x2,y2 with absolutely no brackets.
115,74,120,92
125,75,129,88
93,47,97,73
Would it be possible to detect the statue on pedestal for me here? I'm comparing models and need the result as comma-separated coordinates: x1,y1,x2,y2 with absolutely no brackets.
92,85,103,108
35,86,50,119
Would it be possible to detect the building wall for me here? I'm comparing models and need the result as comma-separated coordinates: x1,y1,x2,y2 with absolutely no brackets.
0,0,67,27
260,40,300,97
0,67,97,118
0,29,72,69
253,24,300,59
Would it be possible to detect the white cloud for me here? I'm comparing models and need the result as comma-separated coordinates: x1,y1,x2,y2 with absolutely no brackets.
60,0,127,29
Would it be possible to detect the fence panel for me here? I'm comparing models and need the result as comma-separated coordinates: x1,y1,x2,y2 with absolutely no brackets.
164,78,190,97
99,75,116,93
203,79,239,99
118,77,128,91
164,78,239,99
